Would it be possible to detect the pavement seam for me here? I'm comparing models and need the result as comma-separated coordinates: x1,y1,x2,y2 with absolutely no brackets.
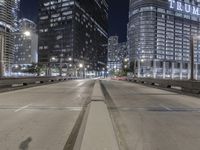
101,81,129,150
63,80,95,150
15,104,32,112
73,80,120,150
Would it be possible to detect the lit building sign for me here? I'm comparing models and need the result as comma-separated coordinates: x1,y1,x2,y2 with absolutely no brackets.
169,0,200,16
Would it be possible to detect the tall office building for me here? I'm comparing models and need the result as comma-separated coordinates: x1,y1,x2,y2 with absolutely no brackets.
38,0,108,75
108,36,119,68
107,36,128,72
0,0,16,76
128,0,200,79
14,0,20,29
14,18,38,66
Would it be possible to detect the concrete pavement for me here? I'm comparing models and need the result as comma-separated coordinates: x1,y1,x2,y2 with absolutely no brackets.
101,79,200,150
0,79,94,150
2,78,200,150
79,80,119,150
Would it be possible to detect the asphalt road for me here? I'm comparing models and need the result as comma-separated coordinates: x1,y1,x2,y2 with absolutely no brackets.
101,79,200,150
0,79,94,150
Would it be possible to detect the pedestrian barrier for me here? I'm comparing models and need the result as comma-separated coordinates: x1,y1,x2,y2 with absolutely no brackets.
129,77,200,94
0,77,80,88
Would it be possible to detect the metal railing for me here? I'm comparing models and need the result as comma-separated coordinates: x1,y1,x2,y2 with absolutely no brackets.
0,76,80,88
128,77,200,94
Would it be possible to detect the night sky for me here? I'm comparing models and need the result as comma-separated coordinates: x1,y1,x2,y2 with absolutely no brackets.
20,0,129,42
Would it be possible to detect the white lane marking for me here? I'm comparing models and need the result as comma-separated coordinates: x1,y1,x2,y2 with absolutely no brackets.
32,106,82,111
13,105,82,112
76,82,85,87
160,104,172,111
15,104,31,112
67,107,82,111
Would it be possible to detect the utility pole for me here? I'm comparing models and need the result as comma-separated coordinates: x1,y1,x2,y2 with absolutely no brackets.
0,35,4,77
190,36,194,80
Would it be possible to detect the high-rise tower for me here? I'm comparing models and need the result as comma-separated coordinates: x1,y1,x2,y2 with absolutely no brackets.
128,0,200,79
13,0,21,29
14,18,38,66
38,0,108,76
0,0,16,76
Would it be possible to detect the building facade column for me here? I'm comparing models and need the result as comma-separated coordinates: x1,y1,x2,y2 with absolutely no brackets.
153,60,157,78
0,35,4,77
180,62,183,80
195,63,198,80
188,62,191,80
171,62,175,79
163,61,166,79
137,60,141,78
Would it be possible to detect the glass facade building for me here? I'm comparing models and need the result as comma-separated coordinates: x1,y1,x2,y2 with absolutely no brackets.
38,0,108,75
14,18,38,66
13,0,20,30
128,0,200,79
107,36,128,72
0,0,16,76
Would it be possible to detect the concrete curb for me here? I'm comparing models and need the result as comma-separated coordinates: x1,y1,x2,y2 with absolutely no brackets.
91,80,105,101
74,80,119,150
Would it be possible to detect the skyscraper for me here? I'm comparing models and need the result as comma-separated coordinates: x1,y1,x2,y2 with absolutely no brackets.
128,0,200,79
107,36,128,73
38,0,108,76
14,18,38,66
0,0,17,76
14,0,20,29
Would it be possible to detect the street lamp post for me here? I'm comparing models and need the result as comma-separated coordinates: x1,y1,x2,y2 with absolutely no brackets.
79,63,84,78
66,57,72,77
134,59,137,77
59,56,63,77
190,36,194,80
0,35,4,77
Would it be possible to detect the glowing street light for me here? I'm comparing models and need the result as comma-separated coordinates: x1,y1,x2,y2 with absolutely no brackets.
24,31,31,36
124,58,129,62
79,63,83,68
68,57,72,61
51,56,56,61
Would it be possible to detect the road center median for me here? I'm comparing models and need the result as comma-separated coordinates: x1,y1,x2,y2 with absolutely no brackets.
74,80,119,150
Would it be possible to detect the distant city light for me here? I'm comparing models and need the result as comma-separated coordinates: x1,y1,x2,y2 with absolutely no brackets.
14,65,19,68
79,63,83,68
51,57,56,61
124,58,129,62
24,31,31,36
